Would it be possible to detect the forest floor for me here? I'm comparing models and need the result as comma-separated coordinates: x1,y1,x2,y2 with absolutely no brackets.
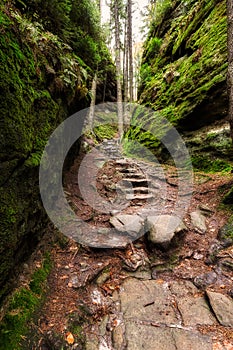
23,137,233,350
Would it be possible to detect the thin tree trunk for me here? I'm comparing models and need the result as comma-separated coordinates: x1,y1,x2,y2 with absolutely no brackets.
103,72,107,103
128,0,134,102
123,4,129,103
227,0,233,141
88,73,97,130
114,0,124,139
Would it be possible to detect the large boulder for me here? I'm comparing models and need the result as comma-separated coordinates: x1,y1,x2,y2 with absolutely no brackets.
146,215,187,249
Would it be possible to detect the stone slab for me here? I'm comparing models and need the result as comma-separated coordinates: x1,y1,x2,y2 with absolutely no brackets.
206,290,233,327
123,322,212,350
119,278,177,324
169,280,216,326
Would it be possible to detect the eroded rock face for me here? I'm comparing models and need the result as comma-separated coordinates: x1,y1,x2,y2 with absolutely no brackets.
124,0,229,166
140,0,227,128
0,6,115,301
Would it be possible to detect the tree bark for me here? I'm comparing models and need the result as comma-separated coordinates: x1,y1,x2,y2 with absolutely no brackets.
128,0,134,102
123,4,129,103
114,0,124,139
88,73,97,130
227,0,233,141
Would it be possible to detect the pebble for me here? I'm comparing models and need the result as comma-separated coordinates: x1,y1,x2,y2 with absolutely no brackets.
193,252,204,260
193,271,218,289
151,269,157,279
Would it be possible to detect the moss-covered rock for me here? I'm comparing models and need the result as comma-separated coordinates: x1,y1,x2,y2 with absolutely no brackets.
0,3,115,302
125,0,228,162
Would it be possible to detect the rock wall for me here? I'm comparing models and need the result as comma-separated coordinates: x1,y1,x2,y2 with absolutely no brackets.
125,0,231,168
0,4,115,301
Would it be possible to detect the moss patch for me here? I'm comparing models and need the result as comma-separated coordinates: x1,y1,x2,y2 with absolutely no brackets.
191,156,232,173
94,124,118,141
0,254,52,350
218,215,233,243
223,187,233,205
126,0,228,166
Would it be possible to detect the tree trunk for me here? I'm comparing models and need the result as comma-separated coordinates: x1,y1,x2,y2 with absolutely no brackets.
114,0,124,139
88,73,97,130
123,4,129,103
128,0,134,102
227,0,233,141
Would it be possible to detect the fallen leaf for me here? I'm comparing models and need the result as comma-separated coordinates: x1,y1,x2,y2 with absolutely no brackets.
156,279,164,284
60,275,69,280
66,332,75,344
223,340,233,350
112,319,121,327
213,341,223,350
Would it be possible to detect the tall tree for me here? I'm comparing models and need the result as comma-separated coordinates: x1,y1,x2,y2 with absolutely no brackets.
123,3,129,103
128,0,134,102
113,0,124,139
227,0,233,141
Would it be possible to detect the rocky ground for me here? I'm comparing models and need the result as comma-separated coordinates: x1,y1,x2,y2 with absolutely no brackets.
24,138,233,350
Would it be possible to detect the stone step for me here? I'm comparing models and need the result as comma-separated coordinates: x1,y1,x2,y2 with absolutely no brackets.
116,185,157,195
126,193,154,200
122,178,151,184
116,159,130,165
115,167,139,173
123,172,146,179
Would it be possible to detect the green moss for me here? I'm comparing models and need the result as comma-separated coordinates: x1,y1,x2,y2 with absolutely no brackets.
29,253,51,295
68,316,86,345
218,215,233,241
0,254,52,350
223,187,233,205
94,124,118,141
128,0,227,160
191,156,232,173
0,5,88,297
172,0,218,56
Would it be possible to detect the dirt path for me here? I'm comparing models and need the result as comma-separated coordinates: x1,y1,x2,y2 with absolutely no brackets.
27,138,233,350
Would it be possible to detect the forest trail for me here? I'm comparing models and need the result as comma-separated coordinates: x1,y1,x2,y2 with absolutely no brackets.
26,137,233,350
